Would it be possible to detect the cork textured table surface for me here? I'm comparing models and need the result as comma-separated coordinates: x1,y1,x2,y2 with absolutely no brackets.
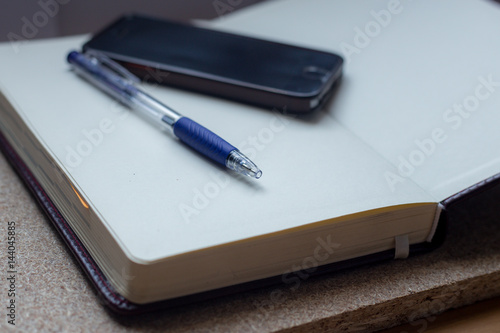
1,150,500,332
381,297,500,333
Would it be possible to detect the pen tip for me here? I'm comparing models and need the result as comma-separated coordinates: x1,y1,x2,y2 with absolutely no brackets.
242,164,262,179
226,150,262,179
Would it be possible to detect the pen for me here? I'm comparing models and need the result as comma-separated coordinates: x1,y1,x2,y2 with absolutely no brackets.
67,51,262,179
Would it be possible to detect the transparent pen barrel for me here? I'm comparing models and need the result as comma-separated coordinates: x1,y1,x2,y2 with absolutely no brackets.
129,90,181,127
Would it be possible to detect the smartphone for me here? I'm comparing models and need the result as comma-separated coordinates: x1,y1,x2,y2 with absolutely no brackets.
83,15,343,113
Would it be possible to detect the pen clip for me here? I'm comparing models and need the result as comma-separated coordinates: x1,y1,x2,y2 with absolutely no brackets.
83,50,141,84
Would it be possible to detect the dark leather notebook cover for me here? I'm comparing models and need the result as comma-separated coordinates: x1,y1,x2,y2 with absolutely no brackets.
0,130,466,315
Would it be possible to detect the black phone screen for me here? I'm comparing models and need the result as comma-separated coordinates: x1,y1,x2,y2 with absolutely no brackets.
83,15,343,97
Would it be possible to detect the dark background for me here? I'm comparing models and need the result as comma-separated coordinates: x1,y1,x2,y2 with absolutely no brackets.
0,0,264,42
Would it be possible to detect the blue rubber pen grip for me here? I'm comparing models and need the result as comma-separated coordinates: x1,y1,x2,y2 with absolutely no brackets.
173,117,236,166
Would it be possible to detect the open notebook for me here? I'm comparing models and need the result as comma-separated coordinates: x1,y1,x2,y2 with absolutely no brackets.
1,0,499,313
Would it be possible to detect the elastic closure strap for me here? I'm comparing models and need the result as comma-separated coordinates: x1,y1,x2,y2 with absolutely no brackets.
394,235,409,259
